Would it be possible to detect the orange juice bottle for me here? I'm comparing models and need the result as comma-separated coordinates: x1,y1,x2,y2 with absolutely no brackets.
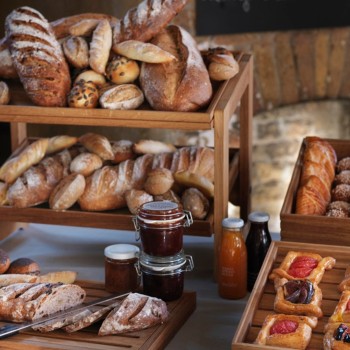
218,217,247,299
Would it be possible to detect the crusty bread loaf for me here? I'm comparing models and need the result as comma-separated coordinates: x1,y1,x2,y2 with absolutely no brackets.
112,0,189,49
133,139,176,154
144,167,174,195
0,249,10,274
0,138,49,184
79,133,114,161
0,283,86,323
0,81,10,105
62,36,89,69
70,152,103,177
182,187,209,219
174,170,214,198
7,258,40,276
140,25,212,112
47,135,78,155
0,38,17,79
5,6,71,107
125,189,153,215
99,293,168,336
111,140,135,164
68,19,99,37
89,19,112,75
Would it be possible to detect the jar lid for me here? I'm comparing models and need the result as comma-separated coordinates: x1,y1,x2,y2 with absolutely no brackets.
137,200,185,223
104,244,140,260
221,217,244,229
139,250,187,272
248,211,270,223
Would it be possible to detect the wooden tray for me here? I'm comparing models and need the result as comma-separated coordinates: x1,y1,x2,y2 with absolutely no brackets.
232,240,350,349
0,280,196,350
280,138,350,244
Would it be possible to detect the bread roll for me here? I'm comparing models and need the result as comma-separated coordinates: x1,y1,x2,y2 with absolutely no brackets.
174,171,214,198
111,140,135,164
68,81,99,109
0,249,10,274
125,189,153,215
133,140,176,154
114,40,176,63
79,133,114,161
49,173,86,210
99,84,144,110
7,258,40,276
140,25,212,112
89,19,112,74
144,168,174,195
68,18,99,37
70,152,103,177
47,135,78,155
154,190,182,208
106,56,140,84
74,70,106,87
112,0,189,48
5,7,71,107
337,157,350,172
0,138,49,184
0,81,10,105
182,187,209,219
62,36,89,69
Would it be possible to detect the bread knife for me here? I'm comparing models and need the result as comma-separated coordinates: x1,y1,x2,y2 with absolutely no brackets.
0,291,129,339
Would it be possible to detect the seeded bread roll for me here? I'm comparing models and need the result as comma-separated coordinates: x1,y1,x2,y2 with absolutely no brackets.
5,7,71,107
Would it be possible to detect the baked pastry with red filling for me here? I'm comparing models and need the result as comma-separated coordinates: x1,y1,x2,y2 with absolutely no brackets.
255,314,317,349
324,322,350,349
273,278,323,318
339,267,350,292
269,251,336,285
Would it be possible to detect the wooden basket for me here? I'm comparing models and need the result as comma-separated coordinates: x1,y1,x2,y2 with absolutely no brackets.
280,138,350,244
232,240,349,349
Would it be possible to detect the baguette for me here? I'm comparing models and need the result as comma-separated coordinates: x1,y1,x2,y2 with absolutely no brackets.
5,7,71,107
133,139,176,154
0,138,49,184
140,25,212,112
46,135,78,155
112,0,189,49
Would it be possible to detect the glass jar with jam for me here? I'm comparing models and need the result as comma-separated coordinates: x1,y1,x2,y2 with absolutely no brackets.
133,201,193,257
246,211,272,291
104,244,140,294
138,250,194,301
218,217,247,299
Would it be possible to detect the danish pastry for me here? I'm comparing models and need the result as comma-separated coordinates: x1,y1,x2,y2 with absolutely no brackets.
255,314,317,349
273,278,323,318
339,267,350,292
324,322,350,349
329,291,350,323
269,251,336,285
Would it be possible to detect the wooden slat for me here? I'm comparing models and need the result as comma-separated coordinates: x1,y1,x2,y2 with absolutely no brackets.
0,281,196,350
232,241,350,349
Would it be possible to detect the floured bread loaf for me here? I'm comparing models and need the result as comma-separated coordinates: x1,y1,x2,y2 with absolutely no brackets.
5,6,71,107
0,282,86,323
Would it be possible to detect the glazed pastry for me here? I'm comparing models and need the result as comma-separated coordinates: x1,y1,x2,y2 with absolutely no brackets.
269,251,336,285
329,291,350,323
339,267,350,292
255,314,317,349
273,278,323,318
324,322,350,349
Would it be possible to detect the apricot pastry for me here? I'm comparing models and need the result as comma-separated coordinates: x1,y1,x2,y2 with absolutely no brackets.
324,322,350,349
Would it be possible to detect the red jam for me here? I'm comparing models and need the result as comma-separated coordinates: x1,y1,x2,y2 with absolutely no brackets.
104,244,140,294
270,320,298,335
288,256,318,278
135,201,192,256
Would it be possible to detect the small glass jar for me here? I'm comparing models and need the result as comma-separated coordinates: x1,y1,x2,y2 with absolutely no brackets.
104,244,140,294
133,201,193,256
138,250,194,301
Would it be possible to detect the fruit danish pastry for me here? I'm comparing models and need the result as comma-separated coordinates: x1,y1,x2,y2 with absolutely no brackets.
255,314,317,349
329,291,350,323
324,322,350,349
273,278,323,318
339,267,350,292
269,251,336,285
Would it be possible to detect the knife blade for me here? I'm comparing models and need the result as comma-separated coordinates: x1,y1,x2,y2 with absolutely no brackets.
0,291,129,339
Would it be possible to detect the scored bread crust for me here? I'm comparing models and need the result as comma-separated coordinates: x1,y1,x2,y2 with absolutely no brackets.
5,6,71,107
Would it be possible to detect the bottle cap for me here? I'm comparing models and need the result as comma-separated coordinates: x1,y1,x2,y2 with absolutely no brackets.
248,211,270,223
104,244,140,260
221,217,244,229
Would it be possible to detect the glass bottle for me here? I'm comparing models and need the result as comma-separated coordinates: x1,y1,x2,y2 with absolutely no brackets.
246,211,272,291
218,217,247,299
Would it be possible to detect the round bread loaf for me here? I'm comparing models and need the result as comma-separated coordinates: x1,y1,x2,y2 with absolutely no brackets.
62,36,89,69
7,257,40,275
0,249,10,274
144,168,174,195
182,187,209,219
106,56,140,84
70,152,103,177
68,81,99,108
74,70,106,87
338,158,350,173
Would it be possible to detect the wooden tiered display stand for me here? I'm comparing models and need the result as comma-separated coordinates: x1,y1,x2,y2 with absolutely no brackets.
0,53,253,269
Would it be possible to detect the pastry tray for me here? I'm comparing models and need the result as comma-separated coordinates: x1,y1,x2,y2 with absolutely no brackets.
232,240,350,349
0,280,196,350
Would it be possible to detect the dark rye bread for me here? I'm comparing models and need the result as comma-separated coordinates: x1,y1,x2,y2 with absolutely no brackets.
0,283,86,323
112,0,189,49
98,293,169,336
5,6,71,107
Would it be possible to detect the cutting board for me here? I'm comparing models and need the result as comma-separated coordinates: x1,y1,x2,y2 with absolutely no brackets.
0,280,196,350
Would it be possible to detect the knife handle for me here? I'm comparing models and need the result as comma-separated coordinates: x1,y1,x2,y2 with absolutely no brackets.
0,324,21,339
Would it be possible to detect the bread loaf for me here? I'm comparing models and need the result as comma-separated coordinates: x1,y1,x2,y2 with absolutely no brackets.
182,187,209,219
79,133,114,161
0,249,10,274
112,0,189,49
0,38,17,78
144,168,174,195
140,25,212,112
133,139,176,154
0,81,10,105
125,189,153,214
7,258,40,276
68,19,99,37
5,7,71,107
47,135,78,155
0,182,8,205
99,293,168,336
62,36,89,69
70,152,103,177
111,140,135,164
0,283,86,323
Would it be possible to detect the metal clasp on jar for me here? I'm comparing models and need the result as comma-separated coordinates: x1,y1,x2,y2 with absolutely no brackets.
132,216,140,241
184,210,193,227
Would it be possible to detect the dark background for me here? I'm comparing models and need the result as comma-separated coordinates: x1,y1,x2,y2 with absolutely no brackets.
196,0,350,35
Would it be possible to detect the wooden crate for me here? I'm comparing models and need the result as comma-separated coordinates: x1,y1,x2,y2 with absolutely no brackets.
280,138,350,244
232,240,349,349
0,280,196,350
